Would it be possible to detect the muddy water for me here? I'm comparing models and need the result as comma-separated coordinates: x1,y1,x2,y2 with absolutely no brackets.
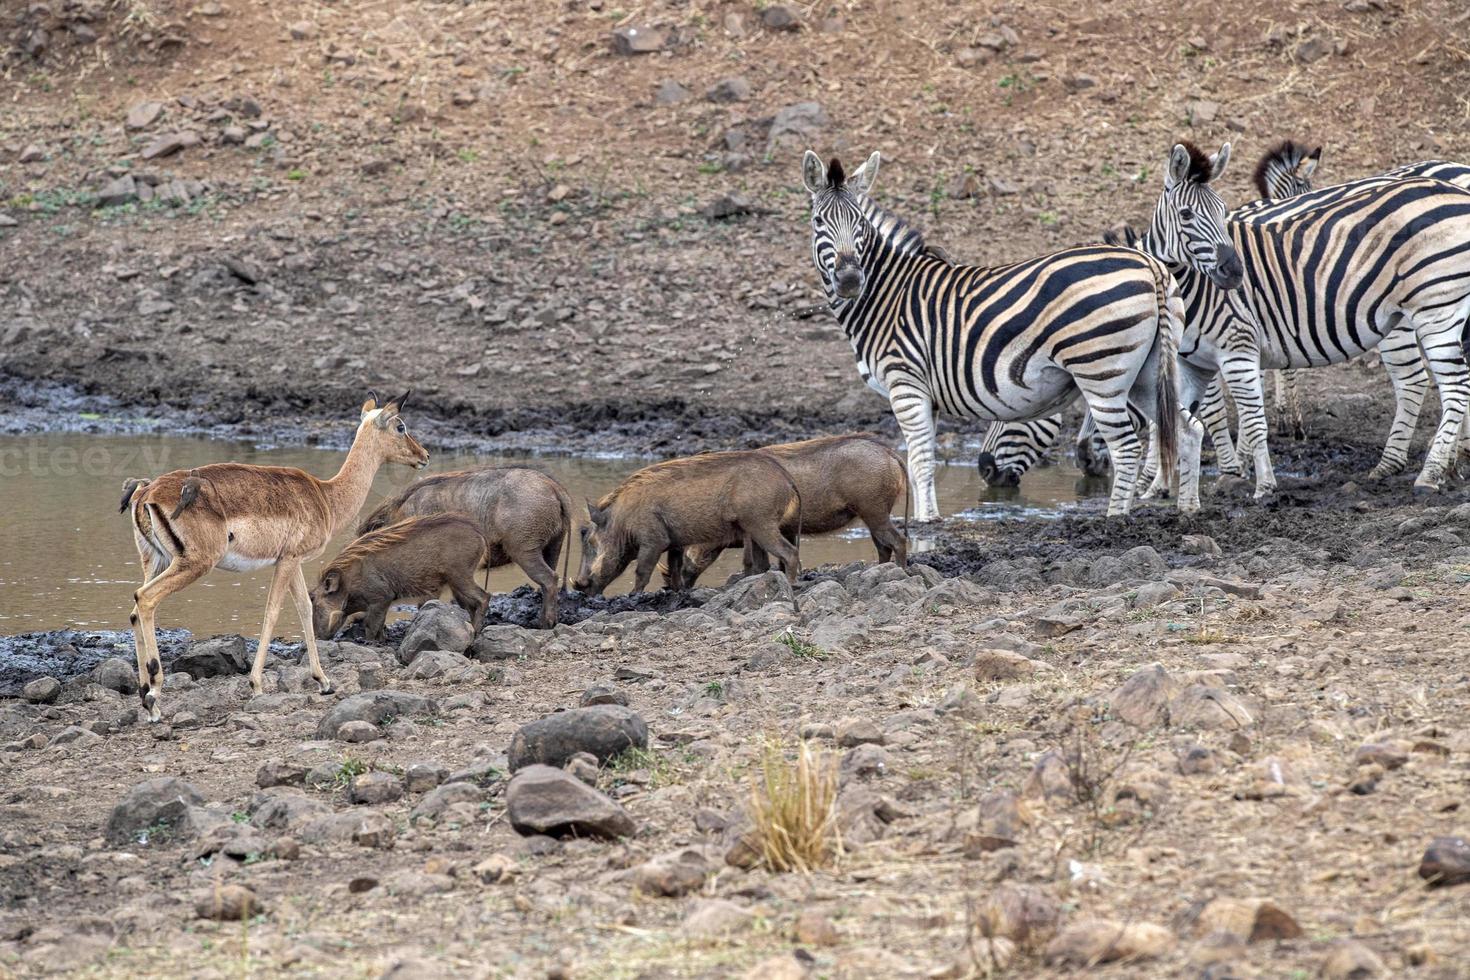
0,432,1096,636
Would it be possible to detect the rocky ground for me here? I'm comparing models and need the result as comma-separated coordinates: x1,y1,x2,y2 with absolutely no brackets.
4,1,1470,977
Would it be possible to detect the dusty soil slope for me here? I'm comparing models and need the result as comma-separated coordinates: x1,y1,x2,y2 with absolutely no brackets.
3,0,1469,449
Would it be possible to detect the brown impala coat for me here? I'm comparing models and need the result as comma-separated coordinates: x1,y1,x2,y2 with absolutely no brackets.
311,513,490,643
357,466,574,629
573,450,802,596
667,434,908,589
119,395,428,721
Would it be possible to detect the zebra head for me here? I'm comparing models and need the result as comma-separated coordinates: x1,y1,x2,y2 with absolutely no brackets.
1253,140,1321,201
1149,141,1244,290
802,149,882,301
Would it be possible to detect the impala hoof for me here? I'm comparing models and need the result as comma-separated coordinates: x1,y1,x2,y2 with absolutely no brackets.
318,680,335,695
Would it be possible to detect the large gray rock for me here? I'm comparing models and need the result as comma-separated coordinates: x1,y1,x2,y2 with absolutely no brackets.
468,626,544,662
505,765,634,839
508,705,648,772
403,650,464,680
92,657,138,695
410,781,485,823
766,101,829,157
249,792,332,832
105,777,205,845
397,601,474,664
174,636,247,679
22,676,60,704
316,691,437,740
702,571,794,614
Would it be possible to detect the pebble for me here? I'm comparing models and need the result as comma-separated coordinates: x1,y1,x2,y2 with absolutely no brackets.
1418,836,1470,887
195,885,264,921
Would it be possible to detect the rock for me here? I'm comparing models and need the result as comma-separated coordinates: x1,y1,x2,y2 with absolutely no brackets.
1295,36,1333,63
611,25,669,55
193,822,270,862
256,760,309,789
269,836,300,861
221,125,247,145
1064,74,1098,92
195,885,265,921
836,717,884,748
92,657,138,694
315,691,437,739
741,955,808,980
1355,740,1411,770
1178,744,1221,776
793,909,840,946
473,853,520,884
1035,599,1093,637
51,725,102,747
139,132,199,161
978,883,1061,945
125,101,164,130
1182,534,1222,557
349,771,404,805
338,720,381,743
105,777,205,845
505,765,634,839
288,20,317,41
175,636,247,679
22,677,60,704
383,870,454,897
1022,749,1073,802
682,899,754,937
18,144,45,163
974,649,1049,681
1418,836,1470,887
403,650,465,681
398,601,474,663
250,793,331,833
760,4,801,31
965,790,1028,854
633,847,710,896
706,77,751,102
411,782,485,823
565,752,600,786
579,683,629,707
1194,898,1302,943
1045,919,1174,965
1320,940,1386,979
470,625,543,662
1169,685,1255,730
654,80,691,105
1187,100,1221,125
507,705,648,771
766,102,828,158
841,743,888,780
1108,664,1181,727
701,193,758,220
404,762,449,793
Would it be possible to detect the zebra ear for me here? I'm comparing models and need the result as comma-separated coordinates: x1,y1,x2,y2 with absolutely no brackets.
1166,144,1191,188
1300,146,1322,179
801,150,827,194
846,151,881,197
1208,142,1232,182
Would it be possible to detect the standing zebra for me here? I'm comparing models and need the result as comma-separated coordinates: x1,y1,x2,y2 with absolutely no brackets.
801,142,1244,519
977,159,1470,496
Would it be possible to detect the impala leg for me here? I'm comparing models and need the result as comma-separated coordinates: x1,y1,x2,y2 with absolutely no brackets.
889,383,940,521
249,562,294,695
286,565,334,695
130,559,210,722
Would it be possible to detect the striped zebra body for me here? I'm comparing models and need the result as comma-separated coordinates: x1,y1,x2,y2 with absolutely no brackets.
801,149,1216,519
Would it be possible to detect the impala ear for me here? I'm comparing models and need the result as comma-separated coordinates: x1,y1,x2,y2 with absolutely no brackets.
361,395,377,416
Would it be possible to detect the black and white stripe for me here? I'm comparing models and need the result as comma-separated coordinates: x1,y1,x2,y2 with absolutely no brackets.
801,147,1221,518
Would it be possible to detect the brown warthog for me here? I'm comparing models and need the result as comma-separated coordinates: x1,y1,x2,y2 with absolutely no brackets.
359,466,573,628
573,450,802,596
311,513,490,643
665,434,908,589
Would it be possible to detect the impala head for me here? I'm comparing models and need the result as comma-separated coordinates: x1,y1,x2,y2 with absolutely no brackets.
802,149,882,301
1253,140,1321,201
572,498,626,596
359,390,429,469
309,568,351,639
1150,141,1243,290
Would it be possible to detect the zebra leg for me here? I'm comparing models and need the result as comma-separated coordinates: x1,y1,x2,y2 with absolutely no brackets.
1074,411,1112,477
889,383,941,521
1409,306,1470,490
1285,370,1306,439
1220,354,1276,498
1078,399,1143,516
1174,360,1214,513
1197,373,1243,476
1368,327,1431,479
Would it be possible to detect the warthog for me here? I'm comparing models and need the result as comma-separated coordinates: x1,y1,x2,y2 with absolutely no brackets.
573,450,802,596
664,434,908,589
311,513,490,642
359,466,573,628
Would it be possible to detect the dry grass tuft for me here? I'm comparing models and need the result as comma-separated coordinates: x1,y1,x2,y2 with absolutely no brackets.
748,738,842,873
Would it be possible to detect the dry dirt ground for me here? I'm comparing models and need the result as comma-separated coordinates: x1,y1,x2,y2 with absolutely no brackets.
3,2,1470,978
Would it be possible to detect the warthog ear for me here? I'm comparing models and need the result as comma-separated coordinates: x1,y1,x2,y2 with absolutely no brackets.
846,151,881,197
801,150,827,195
323,569,342,595
586,499,607,527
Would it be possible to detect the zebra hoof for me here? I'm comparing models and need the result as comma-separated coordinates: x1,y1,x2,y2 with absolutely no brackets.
1412,481,1443,497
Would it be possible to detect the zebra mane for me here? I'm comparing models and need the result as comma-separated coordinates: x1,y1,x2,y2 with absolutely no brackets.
1176,141,1217,184
857,195,928,257
1252,140,1317,199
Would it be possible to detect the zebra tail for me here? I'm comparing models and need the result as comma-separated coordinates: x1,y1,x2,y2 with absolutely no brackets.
1153,270,1183,496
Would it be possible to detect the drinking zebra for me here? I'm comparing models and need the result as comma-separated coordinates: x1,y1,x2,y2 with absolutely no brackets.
978,153,1470,496
801,142,1244,519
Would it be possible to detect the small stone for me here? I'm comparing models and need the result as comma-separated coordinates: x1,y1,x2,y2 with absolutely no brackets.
269,837,300,861
139,132,199,161
1195,897,1302,943
195,885,265,921
125,101,164,130
654,80,691,105
841,743,889,780
1109,663,1181,727
836,718,884,748
473,853,520,884
611,25,669,55
349,771,404,805
974,649,1047,681
1418,836,1470,887
398,601,474,663
255,760,309,789
760,4,801,31
288,21,316,41
579,684,629,707
1320,940,1386,979
965,790,1027,854
1187,100,1220,125
404,762,449,793
794,909,840,946
1178,744,1221,776
706,77,751,103
22,677,61,704
18,144,45,163
105,777,206,845
338,720,381,743
1045,919,1174,965
451,90,476,107
633,848,710,897
316,691,438,739
978,883,1061,945
1354,740,1410,770
92,657,138,694
221,125,247,145
683,899,754,937
564,752,600,786
1295,36,1333,63
1064,74,1097,92
505,765,635,839
1182,534,1222,557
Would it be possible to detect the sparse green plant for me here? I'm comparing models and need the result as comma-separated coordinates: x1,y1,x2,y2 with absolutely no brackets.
703,680,724,699
748,738,841,873
1037,210,1060,226
607,746,680,788
286,168,306,181
333,755,369,788
776,626,827,659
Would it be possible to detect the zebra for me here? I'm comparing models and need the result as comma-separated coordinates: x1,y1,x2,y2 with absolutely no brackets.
801,142,1244,519
976,157,1470,496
